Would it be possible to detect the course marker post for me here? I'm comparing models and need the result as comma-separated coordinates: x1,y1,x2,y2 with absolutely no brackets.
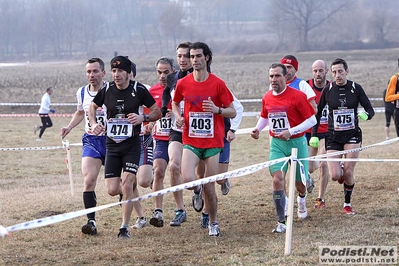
285,148,297,255
63,140,74,196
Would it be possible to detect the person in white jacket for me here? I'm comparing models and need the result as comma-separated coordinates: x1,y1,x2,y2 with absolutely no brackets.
35,87,55,140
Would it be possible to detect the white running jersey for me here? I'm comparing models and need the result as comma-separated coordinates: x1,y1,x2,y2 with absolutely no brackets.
76,84,107,134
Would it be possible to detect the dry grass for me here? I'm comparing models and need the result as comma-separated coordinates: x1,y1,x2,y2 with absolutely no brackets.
0,114,398,266
0,49,398,265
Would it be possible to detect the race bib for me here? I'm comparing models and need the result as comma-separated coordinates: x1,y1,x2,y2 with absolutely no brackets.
85,109,106,134
320,105,328,125
107,118,133,143
333,108,355,131
268,112,290,134
155,117,171,136
188,112,214,138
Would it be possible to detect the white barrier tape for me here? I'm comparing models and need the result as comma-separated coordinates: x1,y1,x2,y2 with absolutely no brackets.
0,114,73,117
0,141,82,152
0,103,76,106
307,158,399,162
305,137,399,161
4,156,291,234
236,126,268,135
0,99,384,106
238,98,384,102
0,146,65,151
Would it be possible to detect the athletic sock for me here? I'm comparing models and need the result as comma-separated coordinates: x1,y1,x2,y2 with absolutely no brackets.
344,183,354,204
273,190,286,221
83,191,97,221
120,224,129,229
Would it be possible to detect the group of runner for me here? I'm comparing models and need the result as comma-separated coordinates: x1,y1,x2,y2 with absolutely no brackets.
60,46,375,237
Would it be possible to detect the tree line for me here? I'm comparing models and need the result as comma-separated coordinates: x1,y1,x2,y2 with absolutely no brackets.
0,0,397,61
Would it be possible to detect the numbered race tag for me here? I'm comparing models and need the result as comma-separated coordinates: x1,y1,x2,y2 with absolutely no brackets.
333,108,355,131
188,112,214,138
107,118,133,143
320,105,328,125
155,117,171,136
268,112,290,134
85,109,107,135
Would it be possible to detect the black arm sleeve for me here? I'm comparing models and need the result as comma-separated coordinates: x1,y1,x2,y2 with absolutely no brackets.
357,84,375,120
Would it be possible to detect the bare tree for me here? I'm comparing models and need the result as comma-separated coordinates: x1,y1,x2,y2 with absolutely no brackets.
159,2,186,50
270,0,351,51
367,3,395,45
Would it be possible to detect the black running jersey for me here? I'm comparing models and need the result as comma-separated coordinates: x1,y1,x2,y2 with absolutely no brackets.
93,80,156,136
313,80,374,135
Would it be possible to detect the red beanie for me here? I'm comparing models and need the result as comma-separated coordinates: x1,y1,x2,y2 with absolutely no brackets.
280,57,298,71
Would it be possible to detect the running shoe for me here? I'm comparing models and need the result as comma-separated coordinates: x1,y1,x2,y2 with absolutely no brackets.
170,210,187,226
208,222,221,237
307,174,315,193
221,179,230,195
192,185,204,212
149,210,164,227
343,205,355,215
81,220,97,235
117,228,131,239
272,222,286,233
131,217,147,229
201,212,209,229
314,198,326,209
297,195,308,218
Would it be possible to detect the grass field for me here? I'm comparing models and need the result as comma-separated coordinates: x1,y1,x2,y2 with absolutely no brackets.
0,49,398,265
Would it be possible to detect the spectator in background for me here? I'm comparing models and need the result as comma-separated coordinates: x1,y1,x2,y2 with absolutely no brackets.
35,87,55,141
383,88,395,140
385,69,399,137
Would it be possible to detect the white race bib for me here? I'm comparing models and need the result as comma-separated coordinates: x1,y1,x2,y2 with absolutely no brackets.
333,108,355,131
155,117,171,136
268,112,290,134
320,105,328,125
107,118,133,143
85,109,106,135
188,112,214,138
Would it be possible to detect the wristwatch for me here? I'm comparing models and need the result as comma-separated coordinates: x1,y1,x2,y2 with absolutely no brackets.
229,129,236,133
218,107,222,114
143,114,149,122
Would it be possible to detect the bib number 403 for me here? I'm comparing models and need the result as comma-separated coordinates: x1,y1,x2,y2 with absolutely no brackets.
190,118,211,130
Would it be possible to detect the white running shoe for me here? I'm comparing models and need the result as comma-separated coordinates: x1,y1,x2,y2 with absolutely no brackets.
297,195,307,218
272,222,286,233
131,217,147,229
208,222,221,237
